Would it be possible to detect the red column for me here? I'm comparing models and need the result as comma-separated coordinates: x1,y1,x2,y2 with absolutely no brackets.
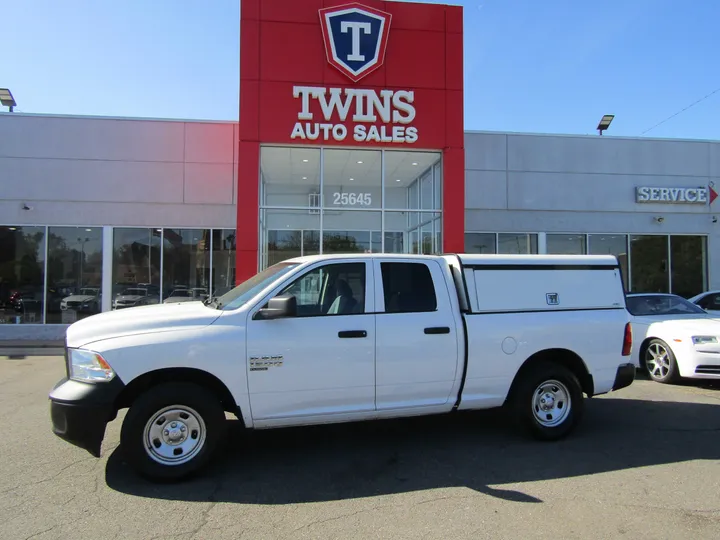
236,0,261,284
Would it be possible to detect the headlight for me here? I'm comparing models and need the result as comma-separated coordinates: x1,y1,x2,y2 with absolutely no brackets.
692,336,718,345
68,349,115,382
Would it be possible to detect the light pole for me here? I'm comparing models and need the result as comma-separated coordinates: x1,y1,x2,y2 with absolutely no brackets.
0,88,16,112
77,237,89,288
597,114,615,136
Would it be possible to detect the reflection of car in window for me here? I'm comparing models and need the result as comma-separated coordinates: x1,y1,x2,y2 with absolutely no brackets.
113,287,160,309
61,287,101,313
163,288,209,304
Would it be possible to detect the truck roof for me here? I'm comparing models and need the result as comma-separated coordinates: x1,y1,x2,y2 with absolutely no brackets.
455,253,620,267
281,253,620,267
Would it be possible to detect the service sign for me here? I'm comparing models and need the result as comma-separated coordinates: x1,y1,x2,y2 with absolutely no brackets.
636,185,718,205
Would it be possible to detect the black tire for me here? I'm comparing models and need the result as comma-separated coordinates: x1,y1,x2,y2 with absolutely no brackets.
643,338,680,384
120,382,227,482
510,361,584,441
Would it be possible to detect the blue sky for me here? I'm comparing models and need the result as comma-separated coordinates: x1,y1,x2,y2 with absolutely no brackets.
2,0,718,139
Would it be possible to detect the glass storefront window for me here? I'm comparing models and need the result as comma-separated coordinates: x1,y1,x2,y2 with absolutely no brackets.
670,235,707,298
588,234,628,287
547,234,586,255
46,227,103,324
630,235,669,293
384,151,442,210
112,228,161,309
260,209,320,268
162,229,210,303
498,233,538,254
0,226,46,324
211,229,236,297
465,233,496,254
257,146,443,269
260,147,321,208
323,149,381,210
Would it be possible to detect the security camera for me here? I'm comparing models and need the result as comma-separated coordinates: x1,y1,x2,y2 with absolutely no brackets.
21,203,33,211
713,216,718,224
655,216,664,223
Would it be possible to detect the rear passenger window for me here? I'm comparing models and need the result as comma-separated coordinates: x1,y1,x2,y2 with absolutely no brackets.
381,262,437,313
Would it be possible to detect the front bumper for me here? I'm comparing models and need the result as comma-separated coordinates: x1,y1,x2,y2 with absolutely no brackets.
49,376,125,457
612,363,635,391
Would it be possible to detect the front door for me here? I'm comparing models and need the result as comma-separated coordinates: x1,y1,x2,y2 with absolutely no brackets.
373,259,460,411
246,260,375,424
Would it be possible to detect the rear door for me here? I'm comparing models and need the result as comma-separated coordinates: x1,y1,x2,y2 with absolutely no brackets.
373,259,460,410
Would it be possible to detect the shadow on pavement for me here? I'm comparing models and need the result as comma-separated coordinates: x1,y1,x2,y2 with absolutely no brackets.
105,397,720,505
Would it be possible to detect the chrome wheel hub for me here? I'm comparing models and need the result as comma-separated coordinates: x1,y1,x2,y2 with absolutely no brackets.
143,405,206,466
532,380,571,428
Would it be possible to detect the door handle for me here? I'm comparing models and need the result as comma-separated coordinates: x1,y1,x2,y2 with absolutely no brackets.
424,327,450,335
338,330,367,338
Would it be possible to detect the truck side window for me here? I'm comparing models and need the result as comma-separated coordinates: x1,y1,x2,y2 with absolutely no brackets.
380,262,437,313
280,262,366,316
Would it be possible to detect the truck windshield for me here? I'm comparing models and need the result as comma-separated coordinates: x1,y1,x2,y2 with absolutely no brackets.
210,262,299,310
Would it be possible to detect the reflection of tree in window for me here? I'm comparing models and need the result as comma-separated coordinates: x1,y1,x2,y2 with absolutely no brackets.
670,236,707,298
630,236,669,293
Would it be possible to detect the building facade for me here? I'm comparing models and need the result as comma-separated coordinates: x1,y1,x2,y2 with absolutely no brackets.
1,0,718,339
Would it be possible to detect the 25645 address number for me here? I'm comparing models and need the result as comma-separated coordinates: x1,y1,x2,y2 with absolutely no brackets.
332,192,372,206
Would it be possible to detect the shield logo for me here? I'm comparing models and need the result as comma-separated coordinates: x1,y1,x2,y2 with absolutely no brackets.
319,3,392,83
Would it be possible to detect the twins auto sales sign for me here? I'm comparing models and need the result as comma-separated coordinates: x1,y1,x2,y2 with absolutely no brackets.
289,4,418,145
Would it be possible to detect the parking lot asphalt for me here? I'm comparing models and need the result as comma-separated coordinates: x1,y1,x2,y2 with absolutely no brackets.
0,356,719,540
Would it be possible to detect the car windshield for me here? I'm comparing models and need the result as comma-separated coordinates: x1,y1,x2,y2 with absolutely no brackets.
626,295,707,316
213,262,300,310
79,288,97,295
122,288,147,296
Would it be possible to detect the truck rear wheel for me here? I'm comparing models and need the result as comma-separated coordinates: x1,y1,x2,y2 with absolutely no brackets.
510,361,584,441
120,382,227,482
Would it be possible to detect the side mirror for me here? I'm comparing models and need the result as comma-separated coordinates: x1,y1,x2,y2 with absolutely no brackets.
255,294,297,320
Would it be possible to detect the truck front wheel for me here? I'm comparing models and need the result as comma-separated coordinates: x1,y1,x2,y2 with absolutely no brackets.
510,361,584,441
120,382,227,482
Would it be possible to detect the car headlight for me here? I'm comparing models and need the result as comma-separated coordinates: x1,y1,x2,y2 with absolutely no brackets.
68,349,115,382
692,336,718,345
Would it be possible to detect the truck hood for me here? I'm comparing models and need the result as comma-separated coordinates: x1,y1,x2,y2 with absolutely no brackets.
66,302,223,348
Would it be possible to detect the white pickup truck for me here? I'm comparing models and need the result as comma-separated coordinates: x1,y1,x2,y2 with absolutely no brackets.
49,253,635,481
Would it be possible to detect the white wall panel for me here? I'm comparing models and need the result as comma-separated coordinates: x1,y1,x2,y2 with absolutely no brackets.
464,132,507,171
184,122,235,164
507,171,714,213
184,163,234,204
465,170,507,209
507,134,711,177
0,200,236,228
0,115,185,162
0,157,184,204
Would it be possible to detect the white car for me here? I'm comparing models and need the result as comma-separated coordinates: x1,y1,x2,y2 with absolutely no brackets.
61,288,101,314
688,290,720,316
626,293,720,383
163,288,209,304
